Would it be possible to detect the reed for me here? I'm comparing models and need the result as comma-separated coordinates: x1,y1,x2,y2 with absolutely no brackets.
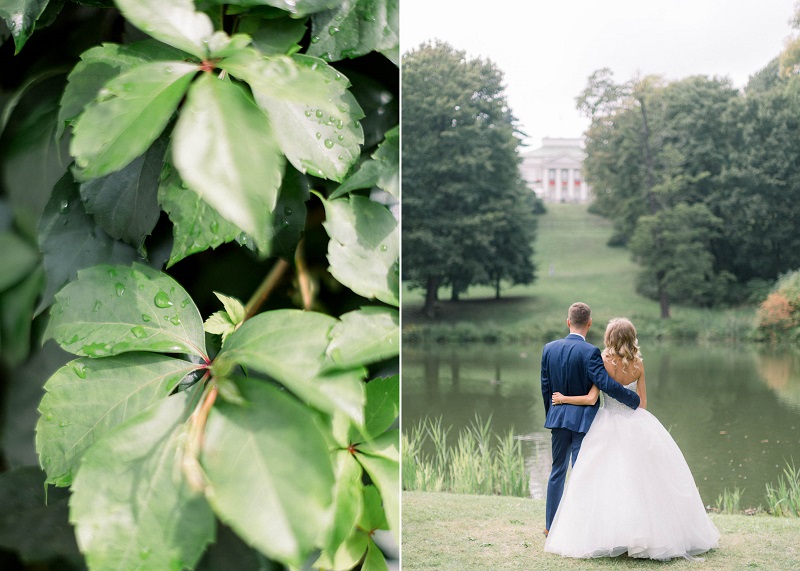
402,415,530,498
765,459,800,517
715,486,744,514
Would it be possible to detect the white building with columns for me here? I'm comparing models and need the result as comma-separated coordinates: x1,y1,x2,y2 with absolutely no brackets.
520,137,591,203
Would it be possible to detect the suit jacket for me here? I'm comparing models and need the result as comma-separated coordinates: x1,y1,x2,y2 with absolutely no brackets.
541,333,640,433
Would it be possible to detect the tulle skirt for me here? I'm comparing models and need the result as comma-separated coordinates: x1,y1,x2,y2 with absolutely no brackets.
544,406,720,560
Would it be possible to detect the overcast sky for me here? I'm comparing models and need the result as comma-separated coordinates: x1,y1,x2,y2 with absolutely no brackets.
401,0,798,150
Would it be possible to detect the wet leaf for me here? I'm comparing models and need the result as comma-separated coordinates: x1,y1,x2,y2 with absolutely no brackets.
45,263,207,359
115,0,214,59
320,194,399,306
324,306,399,370
215,309,365,424
71,60,198,179
221,51,364,181
36,353,199,486
172,74,283,252
201,377,335,566
308,0,398,63
363,374,398,437
36,173,139,313
70,390,215,571
0,0,50,54
330,124,398,199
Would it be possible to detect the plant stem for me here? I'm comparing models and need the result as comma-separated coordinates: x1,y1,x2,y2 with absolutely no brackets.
183,380,218,492
295,238,314,310
244,258,291,320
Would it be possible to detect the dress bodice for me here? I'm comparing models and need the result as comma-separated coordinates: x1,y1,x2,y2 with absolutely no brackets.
601,380,638,414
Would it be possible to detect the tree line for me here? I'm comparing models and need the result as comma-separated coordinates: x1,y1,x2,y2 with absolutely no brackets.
579,53,800,318
402,41,540,318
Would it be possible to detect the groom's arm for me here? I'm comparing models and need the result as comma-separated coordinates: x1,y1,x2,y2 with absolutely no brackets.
540,349,551,415
587,348,640,409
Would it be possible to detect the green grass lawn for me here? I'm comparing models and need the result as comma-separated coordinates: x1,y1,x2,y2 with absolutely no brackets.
403,204,755,343
402,491,800,570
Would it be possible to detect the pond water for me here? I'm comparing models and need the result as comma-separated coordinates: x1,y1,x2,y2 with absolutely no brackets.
402,342,800,508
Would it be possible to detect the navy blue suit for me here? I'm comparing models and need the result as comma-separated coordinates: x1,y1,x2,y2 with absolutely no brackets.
541,333,640,530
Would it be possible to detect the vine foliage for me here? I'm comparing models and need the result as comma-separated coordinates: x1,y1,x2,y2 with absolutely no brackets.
0,0,399,569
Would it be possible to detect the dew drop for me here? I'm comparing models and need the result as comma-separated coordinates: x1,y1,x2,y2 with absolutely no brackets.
59,421,70,428
329,26,340,35
315,132,322,140
142,314,152,322
45,412,54,421
59,199,69,213
310,35,320,44
83,342,112,357
107,268,117,278
169,315,182,326
181,298,191,308
283,207,293,216
324,139,334,149
131,326,147,339
73,363,87,379
380,244,388,252
154,291,173,308
304,109,312,117
337,134,344,142
210,221,219,234
315,109,324,118
115,283,125,296
92,301,103,312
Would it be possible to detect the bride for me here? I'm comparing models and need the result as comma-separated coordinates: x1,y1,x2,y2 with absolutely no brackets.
544,318,720,560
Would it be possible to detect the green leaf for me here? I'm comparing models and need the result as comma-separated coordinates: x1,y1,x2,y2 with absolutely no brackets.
225,0,341,16
308,0,398,63
360,484,388,531
316,528,367,571
237,14,307,56
215,309,365,424
70,390,215,571
320,194,399,305
58,40,188,140
214,292,245,325
203,311,236,342
0,232,38,291
0,0,50,54
114,0,214,59
36,173,139,313
268,165,309,259
157,160,241,267
363,374,398,437
70,60,198,179
220,51,364,181
201,377,335,566
0,265,44,366
36,353,199,487
172,73,284,251
0,467,80,565
324,450,363,554
363,538,389,571
45,263,208,359
330,124,398,199
79,130,168,250
355,430,398,543
2,73,70,239
324,306,399,370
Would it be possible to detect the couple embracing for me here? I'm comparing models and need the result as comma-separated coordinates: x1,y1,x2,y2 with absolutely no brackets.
541,302,719,560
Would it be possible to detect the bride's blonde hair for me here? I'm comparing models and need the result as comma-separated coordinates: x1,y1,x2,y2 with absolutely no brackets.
601,318,642,374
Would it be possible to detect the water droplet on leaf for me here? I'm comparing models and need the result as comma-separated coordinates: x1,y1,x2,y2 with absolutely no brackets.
59,200,69,213
315,109,324,118
154,291,173,308
73,363,87,378
283,207,293,216
142,314,152,322
92,301,103,312
45,412,53,421
380,244,388,252
324,139,334,149
169,315,181,326
210,221,219,234
131,326,147,339
115,283,125,296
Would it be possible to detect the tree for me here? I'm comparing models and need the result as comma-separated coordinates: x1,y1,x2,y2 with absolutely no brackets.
402,41,537,317
0,1,399,569
629,203,732,317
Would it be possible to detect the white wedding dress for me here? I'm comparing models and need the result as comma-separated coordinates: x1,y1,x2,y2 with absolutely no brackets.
544,381,720,560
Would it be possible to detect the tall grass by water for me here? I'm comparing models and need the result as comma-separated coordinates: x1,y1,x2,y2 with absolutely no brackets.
713,460,800,517
402,415,529,498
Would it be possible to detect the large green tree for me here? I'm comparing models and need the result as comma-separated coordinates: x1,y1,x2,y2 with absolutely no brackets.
402,41,537,317
0,1,399,570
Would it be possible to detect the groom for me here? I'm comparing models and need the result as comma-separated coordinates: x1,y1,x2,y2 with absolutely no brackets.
540,302,640,536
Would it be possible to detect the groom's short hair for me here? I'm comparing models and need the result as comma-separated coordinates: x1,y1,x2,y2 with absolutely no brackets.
568,302,591,327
